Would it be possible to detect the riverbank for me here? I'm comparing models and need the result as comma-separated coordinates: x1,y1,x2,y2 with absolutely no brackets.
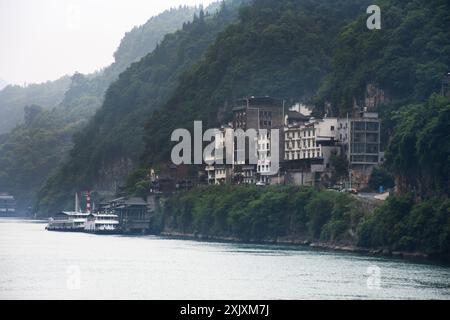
3,219,450,299
159,231,437,264
156,185,450,264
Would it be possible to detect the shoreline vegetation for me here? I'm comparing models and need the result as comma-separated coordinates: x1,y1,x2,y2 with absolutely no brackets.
159,231,431,262
152,185,450,264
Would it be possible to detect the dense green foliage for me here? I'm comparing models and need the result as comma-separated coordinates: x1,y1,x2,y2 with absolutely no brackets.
385,94,450,197
161,185,363,243
358,195,450,259
368,166,395,191
0,105,88,212
28,0,450,260
37,1,243,215
0,77,71,134
0,6,200,137
142,0,370,165
111,6,201,76
161,185,450,259
319,0,450,115
0,6,204,213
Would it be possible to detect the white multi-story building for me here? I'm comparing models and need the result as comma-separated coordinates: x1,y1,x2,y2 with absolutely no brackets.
284,118,338,162
257,130,272,184
284,109,382,189
205,126,234,185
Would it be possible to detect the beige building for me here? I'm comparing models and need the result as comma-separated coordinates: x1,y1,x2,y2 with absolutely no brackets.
205,126,234,185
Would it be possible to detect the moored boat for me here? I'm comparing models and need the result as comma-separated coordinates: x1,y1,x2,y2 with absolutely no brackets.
46,211,90,232
46,192,90,232
84,213,120,234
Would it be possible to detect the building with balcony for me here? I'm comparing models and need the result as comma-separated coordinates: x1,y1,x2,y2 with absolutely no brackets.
338,112,382,189
204,126,234,185
232,96,285,184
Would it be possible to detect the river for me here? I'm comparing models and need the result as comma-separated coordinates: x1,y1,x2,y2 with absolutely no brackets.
0,218,449,300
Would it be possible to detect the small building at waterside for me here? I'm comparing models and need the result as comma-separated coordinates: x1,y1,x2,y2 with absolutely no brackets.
109,197,151,234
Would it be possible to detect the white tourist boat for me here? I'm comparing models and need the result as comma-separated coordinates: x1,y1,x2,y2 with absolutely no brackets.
46,211,90,232
46,192,90,232
84,213,120,234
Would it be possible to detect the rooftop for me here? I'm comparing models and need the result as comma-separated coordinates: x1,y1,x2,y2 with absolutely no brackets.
110,197,148,206
286,111,310,121
234,96,283,109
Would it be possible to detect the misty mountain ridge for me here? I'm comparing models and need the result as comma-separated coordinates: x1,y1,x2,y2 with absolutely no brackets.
0,5,203,135
0,4,215,212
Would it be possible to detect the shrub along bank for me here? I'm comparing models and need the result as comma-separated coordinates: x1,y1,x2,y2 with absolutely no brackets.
153,185,450,261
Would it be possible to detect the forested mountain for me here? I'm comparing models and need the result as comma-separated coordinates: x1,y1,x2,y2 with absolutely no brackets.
0,105,86,212
318,0,450,115
0,77,71,134
36,0,370,215
141,0,371,166
36,1,244,214
36,0,450,223
314,0,450,196
110,6,204,79
0,6,200,136
0,5,204,213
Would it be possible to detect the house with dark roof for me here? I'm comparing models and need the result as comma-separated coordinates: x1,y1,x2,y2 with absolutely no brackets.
109,197,151,234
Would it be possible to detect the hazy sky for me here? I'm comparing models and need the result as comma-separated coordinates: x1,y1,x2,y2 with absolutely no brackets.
0,0,216,86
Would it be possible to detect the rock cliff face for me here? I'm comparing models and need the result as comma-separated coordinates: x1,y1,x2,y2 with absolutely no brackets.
365,83,390,109
351,83,391,114
95,157,136,195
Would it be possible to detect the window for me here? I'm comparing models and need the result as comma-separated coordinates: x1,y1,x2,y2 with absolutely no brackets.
366,143,379,154
367,122,379,131
331,126,335,131
354,122,365,131
366,155,379,163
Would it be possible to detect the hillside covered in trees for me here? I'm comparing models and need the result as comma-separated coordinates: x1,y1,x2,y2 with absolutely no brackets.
0,5,203,213
0,77,72,134
37,0,370,214
0,6,200,136
36,1,245,214
159,185,449,260
35,0,450,260
318,0,450,115
142,0,372,166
